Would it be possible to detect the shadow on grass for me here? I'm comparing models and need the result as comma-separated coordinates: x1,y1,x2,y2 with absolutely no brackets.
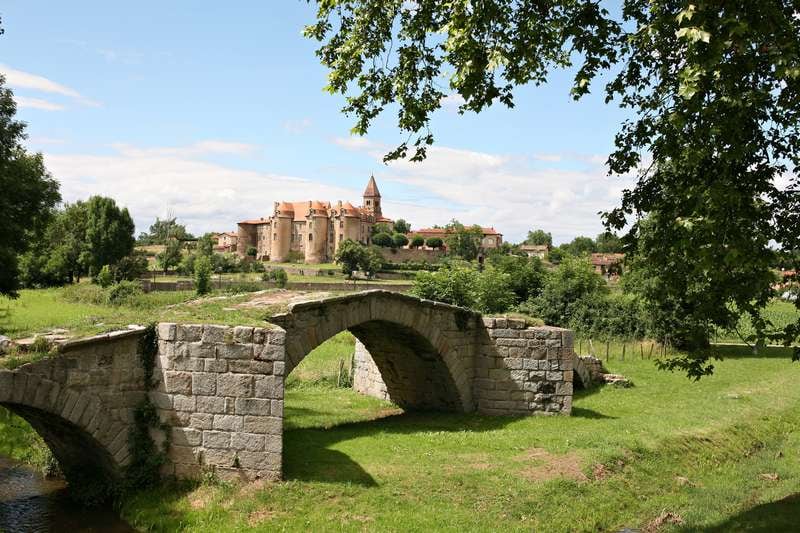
689,493,800,532
570,407,616,420
708,345,796,360
283,410,519,485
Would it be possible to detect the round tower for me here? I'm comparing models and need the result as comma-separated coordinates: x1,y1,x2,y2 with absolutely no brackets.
305,201,328,264
272,202,293,262
341,202,362,243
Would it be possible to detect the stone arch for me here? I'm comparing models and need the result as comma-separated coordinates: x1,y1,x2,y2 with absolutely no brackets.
272,291,481,412
0,370,131,496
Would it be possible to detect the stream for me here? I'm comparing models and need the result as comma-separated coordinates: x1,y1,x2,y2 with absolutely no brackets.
0,455,134,533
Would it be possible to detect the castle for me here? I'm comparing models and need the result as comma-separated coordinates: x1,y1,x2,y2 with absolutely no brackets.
236,176,392,263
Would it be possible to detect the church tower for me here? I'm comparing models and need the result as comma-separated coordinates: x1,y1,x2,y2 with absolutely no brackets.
362,175,382,219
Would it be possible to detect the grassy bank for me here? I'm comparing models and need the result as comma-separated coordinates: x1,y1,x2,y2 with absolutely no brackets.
117,344,800,532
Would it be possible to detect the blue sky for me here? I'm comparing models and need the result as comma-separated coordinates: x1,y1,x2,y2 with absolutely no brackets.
2,0,635,244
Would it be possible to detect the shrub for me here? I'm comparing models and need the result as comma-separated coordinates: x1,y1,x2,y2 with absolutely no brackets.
177,253,196,276
488,254,547,303
410,235,425,248
392,233,409,247
246,246,257,257
96,265,114,288
285,250,305,263
107,280,144,306
473,268,517,314
271,268,288,288
194,255,212,295
113,254,149,281
250,260,266,273
425,237,444,249
372,232,393,247
335,239,364,277
412,265,478,309
224,282,263,294
62,283,108,305
361,247,384,278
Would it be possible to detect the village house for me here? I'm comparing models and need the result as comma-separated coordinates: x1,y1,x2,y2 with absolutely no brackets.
410,227,504,251
519,244,550,259
214,231,238,253
591,252,625,279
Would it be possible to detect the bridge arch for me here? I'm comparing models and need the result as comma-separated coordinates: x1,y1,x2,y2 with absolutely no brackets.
271,291,482,412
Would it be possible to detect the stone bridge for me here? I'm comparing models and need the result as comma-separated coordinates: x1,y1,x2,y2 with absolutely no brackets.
0,290,574,492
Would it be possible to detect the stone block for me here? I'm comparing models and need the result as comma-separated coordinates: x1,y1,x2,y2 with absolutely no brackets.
203,430,231,449
236,450,281,471
173,394,196,412
213,414,243,431
233,326,254,344
203,448,236,467
171,427,202,446
201,325,228,344
231,432,266,451
158,323,177,341
189,413,214,430
217,374,253,397
234,397,272,416
177,324,203,342
204,359,227,373
243,416,282,435
218,344,253,360
196,395,226,414
164,371,192,395
192,373,216,395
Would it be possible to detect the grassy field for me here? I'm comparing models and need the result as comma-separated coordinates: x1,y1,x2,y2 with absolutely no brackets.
1,289,799,531
0,287,282,341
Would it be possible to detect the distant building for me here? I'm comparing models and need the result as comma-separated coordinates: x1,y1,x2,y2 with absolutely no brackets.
215,232,239,253
235,176,392,264
519,244,549,259
410,227,503,251
591,253,624,278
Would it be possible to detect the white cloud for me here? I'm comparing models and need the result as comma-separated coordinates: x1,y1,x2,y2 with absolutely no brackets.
338,140,633,243
0,64,101,107
14,96,64,111
440,93,466,111
42,141,362,236
533,153,563,163
109,140,262,159
283,118,313,134
27,136,67,146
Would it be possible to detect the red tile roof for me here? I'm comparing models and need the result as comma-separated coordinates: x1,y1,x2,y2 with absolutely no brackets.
363,175,381,197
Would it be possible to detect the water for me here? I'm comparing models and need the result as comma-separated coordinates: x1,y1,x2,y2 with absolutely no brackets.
0,455,133,533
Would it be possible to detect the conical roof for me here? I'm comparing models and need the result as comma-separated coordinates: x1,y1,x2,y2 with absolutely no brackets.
363,175,381,197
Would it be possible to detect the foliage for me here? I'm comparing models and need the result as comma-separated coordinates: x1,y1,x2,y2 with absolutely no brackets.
137,216,192,245
524,229,552,247
372,232,393,247
156,239,183,274
360,247,384,278
444,220,483,260
196,233,215,257
487,254,547,304
425,237,444,249
520,255,608,328
106,280,144,306
285,249,305,264
409,235,425,248
595,231,623,254
412,265,478,309
113,253,149,282
178,253,196,276
393,219,411,234
472,267,516,314
211,252,241,273
83,196,136,277
334,239,366,277
269,267,288,288
246,246,257,257
0,74,62,297
96,265,114,288
371,222,393,236
392,233,409,248
194,255,212,296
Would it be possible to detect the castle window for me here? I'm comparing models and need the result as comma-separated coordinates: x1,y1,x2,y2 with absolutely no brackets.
366,200,371,206
273,233,276,240
308,233,312,241
339,221,343,228
339,234,343,241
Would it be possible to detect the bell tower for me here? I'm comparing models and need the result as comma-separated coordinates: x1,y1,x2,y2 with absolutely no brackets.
362,175,382,218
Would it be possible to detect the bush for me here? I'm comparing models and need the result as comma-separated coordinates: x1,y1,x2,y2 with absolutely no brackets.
194,255,212,295
246,246,257,257
392,233,409,247
271,268,288,288
425,237,444,249
285,250,305,263
177,253,196,276
62,283,108,305
250,260,266,273
412,265,479,309
517,255,609,328
96,265,114,288
410,235,425,248
473,268,517,314
567,292,648,340
372,232,393,247
113,254,149,281
106,280,143,306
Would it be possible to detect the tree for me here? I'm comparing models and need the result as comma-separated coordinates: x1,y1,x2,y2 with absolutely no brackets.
83,196,135,276
595,232,623,254
488,254,547,304
524,230,552,248
372,232,393,247
305,1,800,373
565,236,596,257
410,235,425,248
0,73,61,297
371,222,393,236
96,265,114,288
138,216,192,245
196,233,215,257
444,220,482,261
392,233,409,248
360,247,384,278
194,255,212,295
393,219,411,234
156,239,182,275
425,237,444,249
335,239,366,277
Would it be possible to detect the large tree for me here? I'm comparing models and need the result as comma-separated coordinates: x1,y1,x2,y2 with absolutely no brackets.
0,71,61,297
306,1,800,373
82,196,136,276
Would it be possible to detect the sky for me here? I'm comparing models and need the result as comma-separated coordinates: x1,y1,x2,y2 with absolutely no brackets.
1,1,636,244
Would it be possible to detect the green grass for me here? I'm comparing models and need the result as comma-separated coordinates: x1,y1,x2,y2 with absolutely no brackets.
0,407,58,475
0,287,281,341
116,345,800,532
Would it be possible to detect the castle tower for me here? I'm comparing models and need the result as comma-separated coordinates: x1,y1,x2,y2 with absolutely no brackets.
304,201,328,264
362,175,382,219
272,202,293,262
341,202,362,244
